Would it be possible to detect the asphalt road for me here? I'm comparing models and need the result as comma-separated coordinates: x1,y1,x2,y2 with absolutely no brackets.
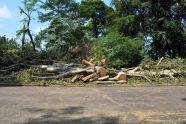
0,86,186,124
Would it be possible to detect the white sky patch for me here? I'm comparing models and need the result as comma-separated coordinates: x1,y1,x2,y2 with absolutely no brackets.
0,5,12,19
33,26,45,34
9,35,16,39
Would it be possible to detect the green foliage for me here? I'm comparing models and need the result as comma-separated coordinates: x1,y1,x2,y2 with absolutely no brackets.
38,0,79,22
16,68,43,84
148,0,186,58
92,32,144,68
16,68,34,84
35,17,89,61
17,0,38,51
112,15,138,37
36,0,90,61
79,0,113,37
80,0,105,18
0,36,21,66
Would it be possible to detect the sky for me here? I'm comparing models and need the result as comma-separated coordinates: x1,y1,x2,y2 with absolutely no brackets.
0,0,111,38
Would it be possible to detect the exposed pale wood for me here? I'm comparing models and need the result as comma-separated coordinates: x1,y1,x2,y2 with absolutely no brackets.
95,81,116,84
127,67,141,73
81,73,97,82
101,58,109,65
95,66,108,77
71,75,79,83
108,78,118,81
85,66,108,77
98,75,109,81
33,68,87,80
82,59,95,66
47,66,60,72
95,80,126,84
156,57,164,66
117,80,127,83
85,67,96,73
89,78,97,82
115,71,127,81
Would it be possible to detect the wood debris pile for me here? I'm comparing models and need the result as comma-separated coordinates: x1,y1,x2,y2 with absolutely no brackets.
31,57,184,84
32,59,127,84
0,57,185,84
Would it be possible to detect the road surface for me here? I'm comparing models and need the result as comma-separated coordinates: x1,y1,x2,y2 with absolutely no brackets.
0,86,186,124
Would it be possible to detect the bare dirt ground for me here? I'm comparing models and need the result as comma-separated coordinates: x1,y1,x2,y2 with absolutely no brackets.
0,86,186,124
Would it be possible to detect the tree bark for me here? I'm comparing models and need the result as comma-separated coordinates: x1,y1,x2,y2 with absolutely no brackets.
27,16,36,51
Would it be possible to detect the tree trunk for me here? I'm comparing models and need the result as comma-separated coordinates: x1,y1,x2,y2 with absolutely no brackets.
27,29,36,51
27,17,36,51
21,25,26,51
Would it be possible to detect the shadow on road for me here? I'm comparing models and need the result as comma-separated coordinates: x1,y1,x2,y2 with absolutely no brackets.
16,106,121,124
181,98,186,101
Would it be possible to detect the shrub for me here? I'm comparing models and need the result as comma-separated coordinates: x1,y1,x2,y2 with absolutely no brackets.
0,36,21,66
92,32,144,68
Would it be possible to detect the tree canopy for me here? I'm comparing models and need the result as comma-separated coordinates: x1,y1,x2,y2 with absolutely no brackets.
1,0,186,67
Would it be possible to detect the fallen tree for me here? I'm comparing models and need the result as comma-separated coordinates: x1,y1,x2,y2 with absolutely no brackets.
0,57,185,84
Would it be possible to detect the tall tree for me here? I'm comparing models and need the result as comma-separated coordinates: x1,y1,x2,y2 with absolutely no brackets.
17,0,37,51
148,0,186,58
80,0,113,38
110,0,186,58
38,0,79,22
37,0,89,60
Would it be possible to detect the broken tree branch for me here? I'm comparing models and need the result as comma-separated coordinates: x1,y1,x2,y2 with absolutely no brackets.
156,57,164,66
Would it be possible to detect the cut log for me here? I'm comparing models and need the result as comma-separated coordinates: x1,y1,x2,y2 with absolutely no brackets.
108,78,118,81
81,73,97,82
40,65,48,69
127,67,141,73
98,75,109,81
82,59,95,66
95,66,108,77
89,78,97,82
71,75,79,83
117,80,127,83
108,72,126,81
113,71,127,81
47,66,60,72
85,67,96,73
95,80,126,84
85,66,108,77
95,81,116,84
33,68,87,80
